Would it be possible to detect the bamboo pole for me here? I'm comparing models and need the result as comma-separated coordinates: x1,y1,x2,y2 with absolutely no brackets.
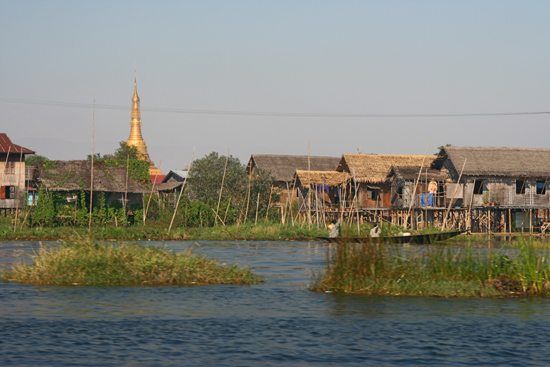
124,154,129,220
306,141,312,226
255,192,260,225
169,148,195,233
404,141,430,229
144,159,162,226
89,102,95,232
442,159,467,229
289,175,298,226
216,151,230,226
352,169,360,235
13,149,23,232
467,178,476,232
265,186,273,221
244,169,252,224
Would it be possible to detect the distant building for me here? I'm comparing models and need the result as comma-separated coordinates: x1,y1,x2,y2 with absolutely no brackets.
0,133,35,211
246,154,340,205
126,78,162,176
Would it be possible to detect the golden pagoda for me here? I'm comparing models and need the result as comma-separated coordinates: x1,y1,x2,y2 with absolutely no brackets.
126,78,162,176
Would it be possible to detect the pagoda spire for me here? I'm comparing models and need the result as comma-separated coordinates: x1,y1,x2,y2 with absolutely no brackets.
126,78,161,176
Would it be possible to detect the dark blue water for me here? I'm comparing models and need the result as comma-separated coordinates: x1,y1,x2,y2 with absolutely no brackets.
2,240,550,366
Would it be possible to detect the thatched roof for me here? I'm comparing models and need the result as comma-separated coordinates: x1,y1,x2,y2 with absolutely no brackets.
433,146,550,177
36,160,150,193
389,166,446,182
337,154,435,184
155,181,184,192
294,170,351,187
246,155,341,182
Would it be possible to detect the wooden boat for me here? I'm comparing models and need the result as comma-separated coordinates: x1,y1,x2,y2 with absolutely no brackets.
317,231,463,245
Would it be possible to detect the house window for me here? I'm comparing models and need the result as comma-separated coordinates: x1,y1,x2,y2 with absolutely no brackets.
0,186,15,199
367,188,379,200
473,180,484,195
4,162,15,175
516,179,526,195
536,180,547,195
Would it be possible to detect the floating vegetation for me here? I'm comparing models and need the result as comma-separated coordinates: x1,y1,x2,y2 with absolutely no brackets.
311,238,550,297
1,236,263,286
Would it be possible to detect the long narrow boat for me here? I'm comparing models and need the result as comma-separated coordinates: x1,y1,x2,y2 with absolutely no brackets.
317,231,463,245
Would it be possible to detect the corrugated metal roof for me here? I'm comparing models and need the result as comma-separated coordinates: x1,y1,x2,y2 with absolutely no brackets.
0,133,35,155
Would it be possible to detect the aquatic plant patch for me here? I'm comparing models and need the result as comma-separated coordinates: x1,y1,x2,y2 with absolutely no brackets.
312,239,550,297
1,237,263,286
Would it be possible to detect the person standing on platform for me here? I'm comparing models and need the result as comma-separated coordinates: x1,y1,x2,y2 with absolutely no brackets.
428,180,438,207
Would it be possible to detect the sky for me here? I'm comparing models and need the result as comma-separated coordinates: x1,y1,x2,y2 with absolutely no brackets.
1,1,549,172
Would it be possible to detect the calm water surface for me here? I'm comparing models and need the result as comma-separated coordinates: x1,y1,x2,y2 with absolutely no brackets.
1,240,550,366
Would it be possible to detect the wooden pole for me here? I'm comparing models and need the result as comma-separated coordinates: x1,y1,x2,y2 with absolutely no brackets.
216,150,230,226
169,148,195,233
442,159,467,229
144,159,162,226
244,169,252,224
255,192,260,225
124,154,129,219
404,141,430,229
307,141,312,226
89,102,95,232
13,148,23,232
265,186,273,221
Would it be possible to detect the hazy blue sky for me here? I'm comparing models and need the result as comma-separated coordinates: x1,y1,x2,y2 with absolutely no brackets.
1,1,549,172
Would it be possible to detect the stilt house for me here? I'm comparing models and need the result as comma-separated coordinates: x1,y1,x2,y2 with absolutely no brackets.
388,166,447,209
335,154,435,209
35,160,150,208
293,170,351,211
246,155,341,205
0,134,35,212
432,146,550,229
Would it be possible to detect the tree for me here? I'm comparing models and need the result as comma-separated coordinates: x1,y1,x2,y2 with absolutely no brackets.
186,152,278,224
187,152,247,206
25,155,49,166
87,141,141,161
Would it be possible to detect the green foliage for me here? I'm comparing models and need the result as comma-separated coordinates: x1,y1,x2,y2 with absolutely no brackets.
32,187,60,226
187,152,277,225
25,155,50,166
88,141,141,161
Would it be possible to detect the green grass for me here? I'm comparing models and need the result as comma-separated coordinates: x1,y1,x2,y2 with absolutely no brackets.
311,239,550,297
1,236,263,286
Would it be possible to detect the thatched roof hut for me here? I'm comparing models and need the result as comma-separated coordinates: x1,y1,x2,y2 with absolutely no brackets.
246,155,341,183
433,146,550,178
35,160,150,194
294,170,351,187
389,166,446,183
336,154,435,184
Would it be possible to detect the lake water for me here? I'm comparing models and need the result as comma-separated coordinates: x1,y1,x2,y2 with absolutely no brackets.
2,240,550,366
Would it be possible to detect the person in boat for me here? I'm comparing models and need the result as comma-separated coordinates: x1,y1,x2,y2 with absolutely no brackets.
329,218,341,238
370,222,381,238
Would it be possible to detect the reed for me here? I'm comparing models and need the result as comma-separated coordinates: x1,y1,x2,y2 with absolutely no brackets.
1,236,263,286
312,238,550,297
